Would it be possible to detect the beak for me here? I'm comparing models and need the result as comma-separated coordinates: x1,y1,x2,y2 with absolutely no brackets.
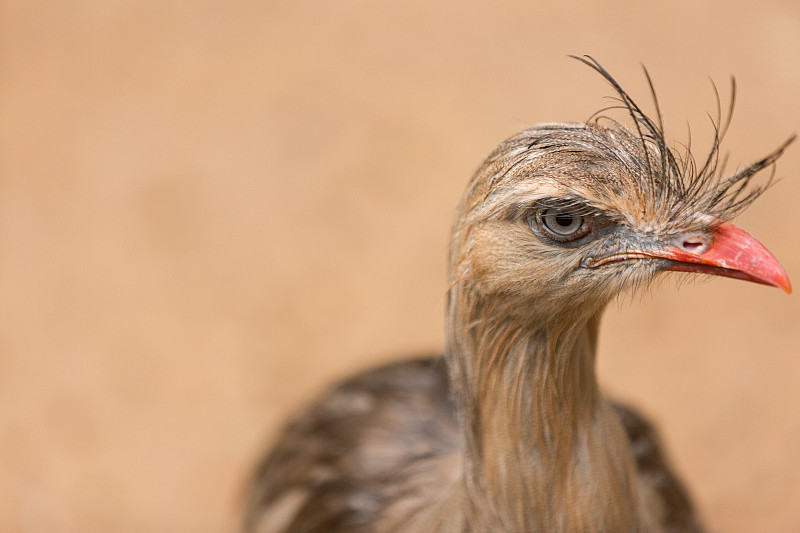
582,222,791,293
648,222,791,293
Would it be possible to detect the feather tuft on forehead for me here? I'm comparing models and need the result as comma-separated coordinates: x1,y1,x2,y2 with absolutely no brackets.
471,56,795,232
574,55,795,223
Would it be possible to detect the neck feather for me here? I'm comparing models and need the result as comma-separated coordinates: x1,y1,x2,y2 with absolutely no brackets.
444,288,645,532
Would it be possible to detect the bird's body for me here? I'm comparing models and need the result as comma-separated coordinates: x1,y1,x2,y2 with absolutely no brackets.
244,59,792,533
244,357,700,532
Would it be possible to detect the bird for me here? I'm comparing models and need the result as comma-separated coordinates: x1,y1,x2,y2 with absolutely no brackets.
242,57,794,533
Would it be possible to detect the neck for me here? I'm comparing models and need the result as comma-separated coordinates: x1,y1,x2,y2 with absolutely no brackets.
444,289,644,531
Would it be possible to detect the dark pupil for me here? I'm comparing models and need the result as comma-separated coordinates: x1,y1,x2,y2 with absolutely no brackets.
555,213,575,227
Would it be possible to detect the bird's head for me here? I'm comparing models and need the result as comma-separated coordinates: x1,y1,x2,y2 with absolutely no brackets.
449,59,793,327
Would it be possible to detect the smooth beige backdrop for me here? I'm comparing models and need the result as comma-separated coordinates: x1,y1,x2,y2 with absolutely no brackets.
2,2,799,532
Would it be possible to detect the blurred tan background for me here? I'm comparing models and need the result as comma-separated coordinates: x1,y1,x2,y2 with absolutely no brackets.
1,1,799,532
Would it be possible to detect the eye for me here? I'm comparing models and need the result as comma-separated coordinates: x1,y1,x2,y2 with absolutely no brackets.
534,208,592,242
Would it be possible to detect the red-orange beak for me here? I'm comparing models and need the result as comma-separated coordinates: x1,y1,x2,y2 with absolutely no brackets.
651,222,791,293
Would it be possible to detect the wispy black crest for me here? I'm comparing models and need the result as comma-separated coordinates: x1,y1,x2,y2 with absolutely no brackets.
571,55,796,223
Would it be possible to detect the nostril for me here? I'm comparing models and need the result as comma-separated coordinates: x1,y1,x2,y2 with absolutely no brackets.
675,233,711,254
682,240,703,251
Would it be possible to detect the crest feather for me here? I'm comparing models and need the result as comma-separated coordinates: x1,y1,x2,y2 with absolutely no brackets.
571,55,795,224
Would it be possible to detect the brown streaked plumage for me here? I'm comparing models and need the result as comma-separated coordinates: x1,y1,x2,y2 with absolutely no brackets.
243,57,793,533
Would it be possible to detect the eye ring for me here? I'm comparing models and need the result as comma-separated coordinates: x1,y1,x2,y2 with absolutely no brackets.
533,208,593,242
